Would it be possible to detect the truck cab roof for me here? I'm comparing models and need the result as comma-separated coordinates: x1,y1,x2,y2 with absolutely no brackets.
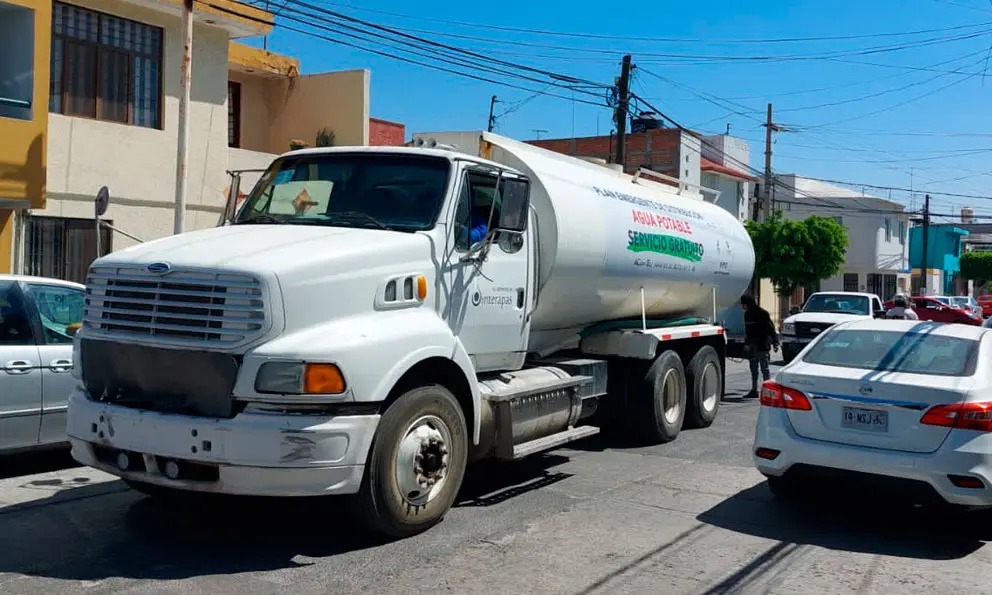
276,145,525,178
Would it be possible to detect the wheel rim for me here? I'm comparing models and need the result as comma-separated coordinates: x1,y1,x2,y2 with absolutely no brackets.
662,369,683,425
700,361,720,413
395,415,452,507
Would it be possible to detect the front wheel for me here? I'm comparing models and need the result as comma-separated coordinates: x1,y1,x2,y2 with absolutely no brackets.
355,384,468,538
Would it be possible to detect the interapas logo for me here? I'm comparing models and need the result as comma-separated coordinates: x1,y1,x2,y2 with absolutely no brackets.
626,230,704,263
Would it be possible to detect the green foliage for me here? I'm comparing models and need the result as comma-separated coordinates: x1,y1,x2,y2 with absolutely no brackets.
315,128,335,147
960,251,992,281
746,211,849,295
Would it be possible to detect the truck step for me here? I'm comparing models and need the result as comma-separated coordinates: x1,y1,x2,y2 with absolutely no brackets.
510,425,600,460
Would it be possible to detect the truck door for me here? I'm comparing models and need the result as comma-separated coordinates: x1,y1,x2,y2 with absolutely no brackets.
442,166,533,372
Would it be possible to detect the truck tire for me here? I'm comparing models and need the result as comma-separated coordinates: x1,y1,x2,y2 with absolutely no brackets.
685,346,722,429
355,384,468,538
633,350,687,444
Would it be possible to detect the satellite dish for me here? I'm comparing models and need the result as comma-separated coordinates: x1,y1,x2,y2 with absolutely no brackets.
95,186,110,218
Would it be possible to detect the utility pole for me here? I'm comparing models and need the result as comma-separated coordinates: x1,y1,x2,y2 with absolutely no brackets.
613,54,632,169
487,95,498,132
920,193,931,296
762,103,775,222
173,0,193,235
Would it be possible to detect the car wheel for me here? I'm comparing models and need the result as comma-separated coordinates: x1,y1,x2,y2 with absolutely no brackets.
766,475,802,501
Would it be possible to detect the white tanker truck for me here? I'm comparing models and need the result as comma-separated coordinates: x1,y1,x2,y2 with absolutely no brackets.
66,131,755,537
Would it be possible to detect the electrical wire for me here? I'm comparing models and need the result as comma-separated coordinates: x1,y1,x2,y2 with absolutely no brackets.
279,2,992,45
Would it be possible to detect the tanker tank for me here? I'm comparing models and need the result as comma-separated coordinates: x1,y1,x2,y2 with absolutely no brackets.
481,133,756,334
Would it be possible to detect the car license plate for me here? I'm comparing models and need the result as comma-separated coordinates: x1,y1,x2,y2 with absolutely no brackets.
841,406,888,432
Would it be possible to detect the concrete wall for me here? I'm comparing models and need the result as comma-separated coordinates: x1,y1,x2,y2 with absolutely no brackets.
37,0,233,247
267,69,369,150
701,172,747,222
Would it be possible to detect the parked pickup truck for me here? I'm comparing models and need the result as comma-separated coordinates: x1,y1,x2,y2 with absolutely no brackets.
779,291,884,363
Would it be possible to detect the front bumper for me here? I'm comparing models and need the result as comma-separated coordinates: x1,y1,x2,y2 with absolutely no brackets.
67,388,379,497
754,407,992,507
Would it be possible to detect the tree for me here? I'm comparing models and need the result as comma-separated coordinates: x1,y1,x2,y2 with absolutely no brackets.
960,251,992,284
746,211,849,296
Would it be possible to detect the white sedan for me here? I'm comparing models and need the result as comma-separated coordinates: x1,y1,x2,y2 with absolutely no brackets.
753,318,992,508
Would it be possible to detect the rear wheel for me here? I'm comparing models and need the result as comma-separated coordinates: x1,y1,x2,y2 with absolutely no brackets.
633,350,687,444
685,346,722,429
355,384,468,538
766,475,802,501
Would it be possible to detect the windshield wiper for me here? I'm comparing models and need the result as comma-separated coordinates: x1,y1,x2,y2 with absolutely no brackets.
237,213,285,225
328,211,392,230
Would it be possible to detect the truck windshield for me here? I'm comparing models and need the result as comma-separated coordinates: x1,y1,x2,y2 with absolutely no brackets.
803,294,870,315
235,152,451,231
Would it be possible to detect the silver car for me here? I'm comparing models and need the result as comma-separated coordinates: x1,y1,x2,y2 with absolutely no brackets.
950,296,982,318
1,275,85,454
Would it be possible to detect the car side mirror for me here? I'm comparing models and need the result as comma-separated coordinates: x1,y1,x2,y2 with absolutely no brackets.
789,306,801,315
496,176,529,233
873,310,885,319
66,322,81,336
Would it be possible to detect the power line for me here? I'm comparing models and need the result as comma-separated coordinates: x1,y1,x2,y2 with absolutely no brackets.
285,3,992,45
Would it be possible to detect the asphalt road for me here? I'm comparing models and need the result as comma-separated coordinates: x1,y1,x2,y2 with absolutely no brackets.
1,359,990,595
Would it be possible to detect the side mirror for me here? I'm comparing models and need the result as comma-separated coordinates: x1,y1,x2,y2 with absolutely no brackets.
496,177,529,232
66,322,81,337
789,306,801,315
873,310,885,319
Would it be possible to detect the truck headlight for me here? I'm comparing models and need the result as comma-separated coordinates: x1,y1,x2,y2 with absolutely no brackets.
255,362,347,395
782,323,795,335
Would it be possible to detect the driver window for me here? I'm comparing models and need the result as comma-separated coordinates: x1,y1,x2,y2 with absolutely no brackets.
0,282,35,346
454,172,499,251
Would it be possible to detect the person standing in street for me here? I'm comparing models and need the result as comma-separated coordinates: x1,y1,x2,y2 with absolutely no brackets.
740,294,779,399
885,293,919,320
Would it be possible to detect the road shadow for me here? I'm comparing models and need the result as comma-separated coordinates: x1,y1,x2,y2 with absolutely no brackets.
698,481,989,561
0,452,575,582
0,447,78,480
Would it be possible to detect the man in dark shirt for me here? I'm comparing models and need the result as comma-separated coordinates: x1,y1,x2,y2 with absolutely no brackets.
741,294,779,399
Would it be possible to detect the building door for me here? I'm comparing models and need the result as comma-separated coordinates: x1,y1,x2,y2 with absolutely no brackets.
25,216,112,284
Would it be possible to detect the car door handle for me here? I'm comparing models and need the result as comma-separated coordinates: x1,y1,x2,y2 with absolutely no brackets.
49,359,73,373
3,360,34,375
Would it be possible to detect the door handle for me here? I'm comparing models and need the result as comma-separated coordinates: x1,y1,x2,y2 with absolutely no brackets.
3,360,34,375
49,359,73,373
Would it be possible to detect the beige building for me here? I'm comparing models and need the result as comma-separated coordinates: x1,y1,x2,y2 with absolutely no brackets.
2,0,403,283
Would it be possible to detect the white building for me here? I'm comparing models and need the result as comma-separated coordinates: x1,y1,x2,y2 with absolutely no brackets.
701,134,754,222
775,175,910,301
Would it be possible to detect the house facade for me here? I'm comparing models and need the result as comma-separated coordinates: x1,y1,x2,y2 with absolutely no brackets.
774,175,911,303
908,224,969,296
1,0,405,282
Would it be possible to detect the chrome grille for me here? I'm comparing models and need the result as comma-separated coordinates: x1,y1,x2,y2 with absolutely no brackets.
84,266,265,347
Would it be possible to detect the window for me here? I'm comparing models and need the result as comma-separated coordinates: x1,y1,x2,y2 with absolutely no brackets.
0,2,36,121
454,173,497,251
237,153,451,232
843,273,859,292
803,329,977,377
228,81,241,148
0,282,34,346
832,216,842,225
898,221,906,244
884,218,891,242
50,2,162,128
25,216,113,285
803,293,870,315
22,283,84,344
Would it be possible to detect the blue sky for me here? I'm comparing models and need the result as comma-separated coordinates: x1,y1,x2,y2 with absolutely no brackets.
249,0,992,218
